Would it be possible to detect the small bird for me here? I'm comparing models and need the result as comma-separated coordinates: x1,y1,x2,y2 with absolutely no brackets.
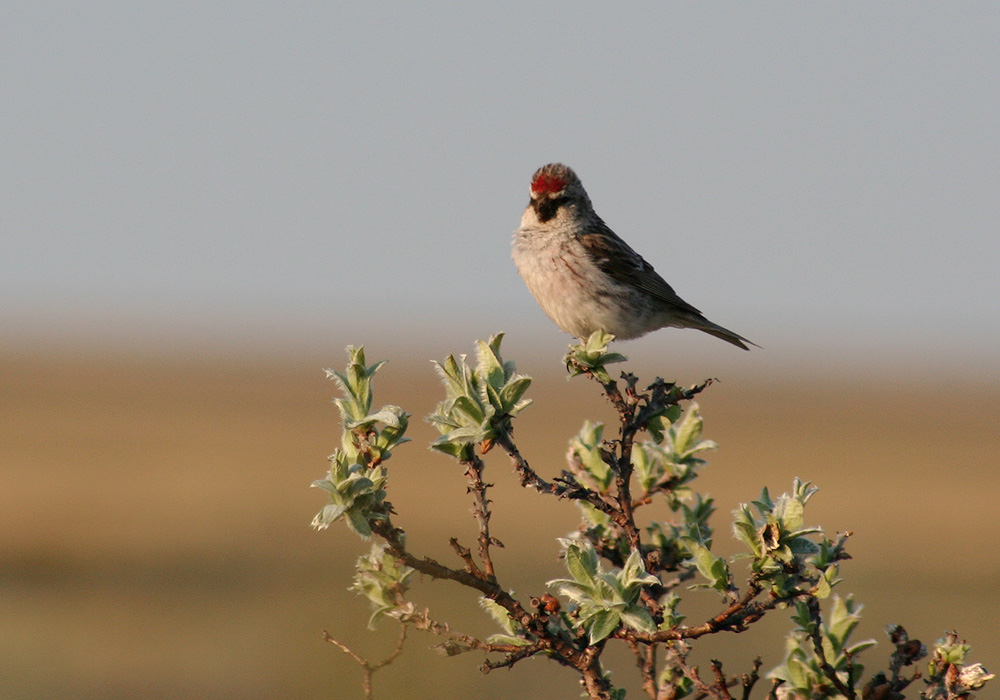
511,163,755,350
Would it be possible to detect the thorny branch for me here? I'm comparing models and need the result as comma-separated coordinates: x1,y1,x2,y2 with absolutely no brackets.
396,607,524,657
620,580,796,645
461,452,498,580
492,429,616,514
368,513,596,677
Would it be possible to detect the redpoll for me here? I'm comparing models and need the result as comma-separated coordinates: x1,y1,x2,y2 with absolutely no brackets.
511,163,755,350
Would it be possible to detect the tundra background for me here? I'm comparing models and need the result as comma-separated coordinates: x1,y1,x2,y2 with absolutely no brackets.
3,338,997,699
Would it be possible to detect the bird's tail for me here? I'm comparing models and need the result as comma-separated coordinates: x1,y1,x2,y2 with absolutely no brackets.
696,321,758,351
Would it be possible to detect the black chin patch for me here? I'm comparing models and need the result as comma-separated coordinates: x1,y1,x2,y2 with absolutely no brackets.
534,195,568,223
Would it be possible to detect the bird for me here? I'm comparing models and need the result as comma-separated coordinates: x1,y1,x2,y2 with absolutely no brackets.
511,163,755,350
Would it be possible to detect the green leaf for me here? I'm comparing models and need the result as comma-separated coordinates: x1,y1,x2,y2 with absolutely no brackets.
547,579,591,605
564,540,599,588
365,605,394,630
683,539,730,591
779,496,805,532
577,500,612,528
814,571,833,599
345,508,373,538
827,595,862,645
348,406,409,431
569,421,613,490
431,354,467,395
310,502,349,530
479,597,520,635
620,549,659,590
673,405,703,455
485,634,533,647
429,436,474,460
753,487,774,514
475,336,506,389
620,606,656,634
499,376,532,412
564,331,627,382
586,608,621,644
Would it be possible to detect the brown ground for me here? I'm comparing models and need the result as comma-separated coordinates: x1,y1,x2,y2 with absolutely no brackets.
2,343,998,699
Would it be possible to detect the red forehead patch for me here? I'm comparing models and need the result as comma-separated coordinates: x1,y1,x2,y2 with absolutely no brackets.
531,172,567,195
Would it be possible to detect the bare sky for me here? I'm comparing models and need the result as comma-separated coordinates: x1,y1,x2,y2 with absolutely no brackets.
3,3,998,372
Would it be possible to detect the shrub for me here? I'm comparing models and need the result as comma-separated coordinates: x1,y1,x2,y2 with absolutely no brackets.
312,333,992,700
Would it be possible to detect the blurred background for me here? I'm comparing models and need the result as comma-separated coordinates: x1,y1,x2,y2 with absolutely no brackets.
2,3,998,698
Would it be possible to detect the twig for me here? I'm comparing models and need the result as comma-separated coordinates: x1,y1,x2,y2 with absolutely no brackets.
740,658,762,700
805,597,855,699
369,519,501,596
683,663,712,698
611,409,642,552
624,580,815,645
398,607,505,653
322,625,408,700
368,518,596,676
628,638,659,700
449,537,482,577
880,625,923,695
709,659,734,700
640,581,767,641
482,643,547,672
493,429,617,515
461,452,497,580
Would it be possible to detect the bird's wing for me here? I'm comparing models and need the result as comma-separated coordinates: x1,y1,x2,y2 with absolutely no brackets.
580,222,705,317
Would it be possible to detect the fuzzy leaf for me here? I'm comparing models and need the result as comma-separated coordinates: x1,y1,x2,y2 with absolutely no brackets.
479,597,519,635
620,606,656,634
565,541,599,588
586,609,621,644
672,405,703,455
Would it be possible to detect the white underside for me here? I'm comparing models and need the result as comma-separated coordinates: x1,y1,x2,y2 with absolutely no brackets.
512,224,658,340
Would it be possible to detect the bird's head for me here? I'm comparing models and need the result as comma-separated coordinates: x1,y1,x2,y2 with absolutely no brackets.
528,163,593,223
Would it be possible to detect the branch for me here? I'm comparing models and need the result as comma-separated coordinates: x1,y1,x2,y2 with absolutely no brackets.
682,660,734,700
573,369,715,558
372,517,608,679
322,625,408,700
461,452,498,580
611,386,643,552
369,518,519,610
739,658,762,700
710,659,735,700
449,537,482,577
397,607,513,654
625,581,809,643
493,429,616,515
628,638,658,700
805,597,855,699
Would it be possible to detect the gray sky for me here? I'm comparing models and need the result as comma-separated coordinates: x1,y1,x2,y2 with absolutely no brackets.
3,3,998,372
